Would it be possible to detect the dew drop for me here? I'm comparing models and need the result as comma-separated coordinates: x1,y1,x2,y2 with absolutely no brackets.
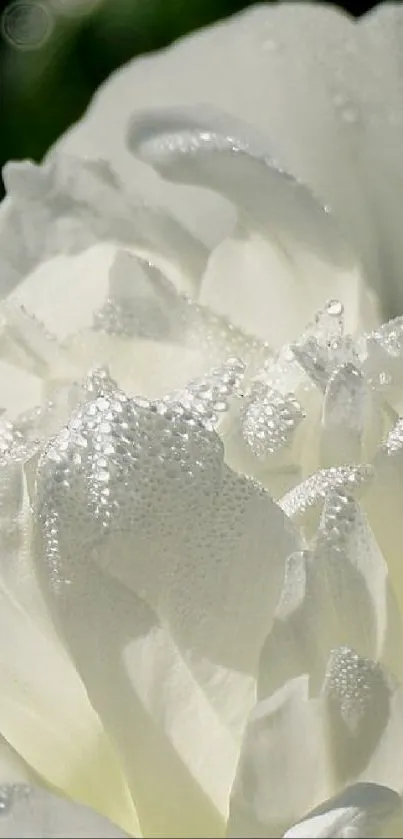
262,38,278,52
325,299,344,318
342,106,358,124
0,785,13,815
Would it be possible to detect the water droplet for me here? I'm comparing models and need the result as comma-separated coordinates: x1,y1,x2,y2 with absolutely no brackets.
333,91,349,108
333,91,359,124
341,106,358,124
262,38,278,52
325,300,344,318
0,786,12,814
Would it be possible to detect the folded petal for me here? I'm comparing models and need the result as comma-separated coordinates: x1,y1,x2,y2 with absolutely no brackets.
54,4,367,269
227,676,329,838
0,434,138,834
230,648,403,839
1,155,207,296
129,108,373,346
283,783,403,838
32,377,299,836
259,489,403,704
57,2,403,320
322,647,403,793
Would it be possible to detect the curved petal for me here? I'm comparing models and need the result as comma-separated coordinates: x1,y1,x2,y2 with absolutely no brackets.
53,2,403,315
322,647,403,793
4,244,272,403
0,435,138,834
283,783,403,839
31,377,300,837
128,108,373,345
354,4,403,317
258,490,403,705
227,676,329,838
0,784,130,838
229,648,403,838
364,419,403,618
0,737,33,784
52,5,367,262
0,155,207,297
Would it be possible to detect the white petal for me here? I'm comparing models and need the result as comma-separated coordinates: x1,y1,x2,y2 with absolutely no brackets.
5,242,270,402
0,155,207,296
284,783,403,838
364,421,403,624
259,492,403,701
0,737,32,785
0,784,130,838
354,4,403,316
322,647,403,793
32,384,299,837
52,6,363,253
54,3,403,314
227,676,329,838
128,108,372,345
320,363,382,466
0,445,138,833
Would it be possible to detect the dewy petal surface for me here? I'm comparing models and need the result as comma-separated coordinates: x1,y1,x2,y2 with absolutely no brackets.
0,422,138,834
0,784,130,838
53,2,403,315
229,648,403,838
128,108,373,346
31,378,299,837
0,154,208,297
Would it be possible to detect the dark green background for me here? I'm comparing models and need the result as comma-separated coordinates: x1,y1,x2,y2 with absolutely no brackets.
0,0,373,199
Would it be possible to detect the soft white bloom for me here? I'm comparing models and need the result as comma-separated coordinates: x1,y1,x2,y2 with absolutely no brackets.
1,3,403,839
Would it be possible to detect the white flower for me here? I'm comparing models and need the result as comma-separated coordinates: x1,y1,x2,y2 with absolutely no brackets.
1,3,403,839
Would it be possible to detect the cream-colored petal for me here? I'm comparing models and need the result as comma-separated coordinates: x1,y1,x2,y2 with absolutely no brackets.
230,648,403,838
31,380,299,837
364,420,403,618
52,5,366,258
259,493,403,701
0,442,138,834
128,108,373,345
0,736,33,785
4,244,270,404
0,785,130,838
1,155,207,296
322,647,403,793
55,3,403,316
227,676,329,838
283,783,403,839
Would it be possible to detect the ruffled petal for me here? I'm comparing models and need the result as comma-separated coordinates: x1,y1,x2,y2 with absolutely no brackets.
1,155,207,296
128,108,373,345
52,5,363,255
259,490,403,705
229,648,403,838
0,432,138,834
54,2,403,315
31,376,299,837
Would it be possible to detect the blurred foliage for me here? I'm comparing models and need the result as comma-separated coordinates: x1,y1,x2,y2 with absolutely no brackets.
0,0,375,198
